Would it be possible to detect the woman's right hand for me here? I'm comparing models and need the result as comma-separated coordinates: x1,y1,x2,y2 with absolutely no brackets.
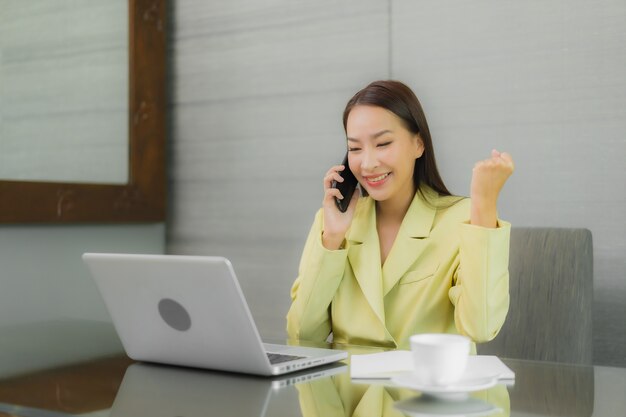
322,165,359,250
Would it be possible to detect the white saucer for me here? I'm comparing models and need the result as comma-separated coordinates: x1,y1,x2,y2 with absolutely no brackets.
391,373,499,394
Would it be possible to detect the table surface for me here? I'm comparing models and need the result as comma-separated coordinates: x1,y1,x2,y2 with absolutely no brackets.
0,320,624,417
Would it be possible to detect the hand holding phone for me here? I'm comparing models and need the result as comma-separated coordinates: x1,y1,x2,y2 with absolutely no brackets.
331,153,358,213
322,154,359,250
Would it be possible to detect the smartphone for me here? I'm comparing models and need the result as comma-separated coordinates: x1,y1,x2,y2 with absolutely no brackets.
331,153,358,213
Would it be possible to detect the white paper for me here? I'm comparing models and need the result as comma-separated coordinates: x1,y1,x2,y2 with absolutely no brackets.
350,351,515,380
350,350,413,379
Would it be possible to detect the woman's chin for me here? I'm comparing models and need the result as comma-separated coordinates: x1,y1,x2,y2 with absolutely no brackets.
366,190,391,202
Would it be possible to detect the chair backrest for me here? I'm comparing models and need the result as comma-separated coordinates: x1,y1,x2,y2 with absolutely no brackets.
478,227,593,365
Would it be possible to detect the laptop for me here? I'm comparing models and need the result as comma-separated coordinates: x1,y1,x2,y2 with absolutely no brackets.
109,361,347,417
82,253,347,376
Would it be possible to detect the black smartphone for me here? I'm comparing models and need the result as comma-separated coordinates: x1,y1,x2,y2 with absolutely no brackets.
331,153,358,213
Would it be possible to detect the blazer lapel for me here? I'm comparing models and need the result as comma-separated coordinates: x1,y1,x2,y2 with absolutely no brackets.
347,198,386,326
382,189,437,296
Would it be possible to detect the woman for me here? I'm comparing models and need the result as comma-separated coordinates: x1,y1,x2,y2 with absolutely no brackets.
286,80,514,349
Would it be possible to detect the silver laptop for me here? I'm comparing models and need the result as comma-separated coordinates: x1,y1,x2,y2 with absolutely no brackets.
82,253,347,376
110,361,347,417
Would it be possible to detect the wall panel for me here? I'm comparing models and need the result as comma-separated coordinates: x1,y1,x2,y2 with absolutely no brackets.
168,0,389,338
169,0,625,366
392,0,626,366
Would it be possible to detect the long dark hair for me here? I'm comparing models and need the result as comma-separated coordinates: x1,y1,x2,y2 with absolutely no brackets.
343,80,453,200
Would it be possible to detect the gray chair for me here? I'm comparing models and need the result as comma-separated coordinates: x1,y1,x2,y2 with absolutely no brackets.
478,227,593,365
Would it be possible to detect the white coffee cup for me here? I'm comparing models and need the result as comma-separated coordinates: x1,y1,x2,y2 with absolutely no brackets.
410,333,471,386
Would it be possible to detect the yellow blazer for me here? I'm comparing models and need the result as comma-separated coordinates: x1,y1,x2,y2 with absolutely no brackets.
286,187,510,349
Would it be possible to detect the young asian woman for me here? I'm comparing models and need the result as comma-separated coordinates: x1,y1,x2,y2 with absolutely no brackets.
286,80,515,350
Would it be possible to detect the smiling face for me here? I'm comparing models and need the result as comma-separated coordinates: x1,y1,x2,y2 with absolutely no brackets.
346,105,424,208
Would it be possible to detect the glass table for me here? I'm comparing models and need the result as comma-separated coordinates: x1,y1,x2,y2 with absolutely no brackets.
0,320,624,417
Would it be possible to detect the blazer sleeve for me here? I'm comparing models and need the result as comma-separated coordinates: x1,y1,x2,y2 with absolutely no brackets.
448,220,511,343
286,209,348,342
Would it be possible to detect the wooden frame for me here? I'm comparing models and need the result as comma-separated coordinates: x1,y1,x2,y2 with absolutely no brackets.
0,0,166,223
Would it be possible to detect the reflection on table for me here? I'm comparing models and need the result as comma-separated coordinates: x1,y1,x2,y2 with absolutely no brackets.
296,369,509,417
109,362,346,417
0,320,623,417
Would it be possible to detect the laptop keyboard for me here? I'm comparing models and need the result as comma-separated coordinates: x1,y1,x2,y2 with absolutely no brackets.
267,352,305,365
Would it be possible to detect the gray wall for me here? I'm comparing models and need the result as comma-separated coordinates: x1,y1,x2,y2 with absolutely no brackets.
167,0,389,339
0,225,165,327
167,0,625,366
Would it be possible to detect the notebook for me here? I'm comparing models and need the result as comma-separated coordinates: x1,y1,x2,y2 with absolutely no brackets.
82,253,347,376
110,361,347,417
350,350,515,381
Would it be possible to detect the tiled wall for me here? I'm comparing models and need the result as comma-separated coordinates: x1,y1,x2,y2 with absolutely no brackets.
168,0,625,366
